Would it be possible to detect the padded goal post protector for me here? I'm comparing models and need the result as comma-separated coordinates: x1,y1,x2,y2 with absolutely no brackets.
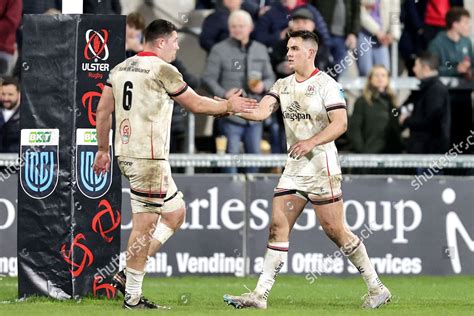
18,14,124,299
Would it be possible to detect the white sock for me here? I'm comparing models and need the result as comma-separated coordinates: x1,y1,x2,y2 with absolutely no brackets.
125,267,145,305
346,241,384,293
254,241,289,301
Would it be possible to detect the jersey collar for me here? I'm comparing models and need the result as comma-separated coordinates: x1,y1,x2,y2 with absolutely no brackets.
295,68,320,83
137,51,158,57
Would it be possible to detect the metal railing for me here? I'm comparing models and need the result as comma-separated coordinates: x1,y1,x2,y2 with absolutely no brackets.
2,153,473,169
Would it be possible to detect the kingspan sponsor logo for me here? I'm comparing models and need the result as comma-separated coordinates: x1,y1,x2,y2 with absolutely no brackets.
283,101,311,121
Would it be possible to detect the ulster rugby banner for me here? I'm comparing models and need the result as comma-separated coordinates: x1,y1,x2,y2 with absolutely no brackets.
18,15,124,299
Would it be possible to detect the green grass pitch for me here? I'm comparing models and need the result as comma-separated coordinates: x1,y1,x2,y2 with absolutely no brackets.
0,275,473,315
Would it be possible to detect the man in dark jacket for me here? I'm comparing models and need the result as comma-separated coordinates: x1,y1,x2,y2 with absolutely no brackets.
0,77,21,153
428,7,472,150
83,0,121,14
310,0,360,69
254,0,331,48
199,0,256,53
400,52,451,154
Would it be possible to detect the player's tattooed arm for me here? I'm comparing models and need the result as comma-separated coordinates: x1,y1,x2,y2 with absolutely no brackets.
268,101,279,114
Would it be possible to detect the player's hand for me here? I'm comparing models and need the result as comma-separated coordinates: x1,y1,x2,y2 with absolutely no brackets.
93,150,111,175
227,89,258,113
289,139,316,159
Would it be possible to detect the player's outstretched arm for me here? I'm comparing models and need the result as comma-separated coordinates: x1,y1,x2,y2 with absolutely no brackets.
93,85,115,175
289,108,347,159
234,94,279,121
173,87,257,115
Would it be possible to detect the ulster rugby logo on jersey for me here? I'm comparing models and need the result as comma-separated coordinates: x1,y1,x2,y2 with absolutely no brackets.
20,129,59,199
76,128,113,199
305,85,316,96
283,101,312,121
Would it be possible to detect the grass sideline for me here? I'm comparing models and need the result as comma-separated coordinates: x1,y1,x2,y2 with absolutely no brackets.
0,275,473,315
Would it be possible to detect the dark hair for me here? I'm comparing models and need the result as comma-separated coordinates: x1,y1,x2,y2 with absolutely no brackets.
1,76,20,91
127,12,146,30
143,19,177,43
446,7,470,29
417,51,439,70
288,30,319,47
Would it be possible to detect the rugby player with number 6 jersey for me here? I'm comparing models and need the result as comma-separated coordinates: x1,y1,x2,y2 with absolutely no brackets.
93,19,257,309
223,30,391,310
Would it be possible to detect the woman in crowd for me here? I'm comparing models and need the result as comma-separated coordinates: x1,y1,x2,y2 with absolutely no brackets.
349,65,402,153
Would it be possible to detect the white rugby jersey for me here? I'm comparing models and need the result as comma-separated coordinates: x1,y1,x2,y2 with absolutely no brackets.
106,52,187,160
267,69,346,176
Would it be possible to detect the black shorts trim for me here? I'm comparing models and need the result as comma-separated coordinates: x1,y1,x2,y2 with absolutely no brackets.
310,195,343,205
130,188,167,199
273,189,297,197
168,84,188,97
267,245,289,252
274,189,310,201
164,191,178,202
143,202,164,208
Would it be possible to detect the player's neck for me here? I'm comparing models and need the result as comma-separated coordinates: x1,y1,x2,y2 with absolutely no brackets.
294,66,318,82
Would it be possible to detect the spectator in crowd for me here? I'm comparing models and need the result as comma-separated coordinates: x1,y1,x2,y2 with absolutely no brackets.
0,77,21,153
348,65,401,153
358,0,401,75
0,0,22,76
83,0,121,14
200,0,255,53
399,52,451,154
196,0,219,8
203,10,275,173
199,0,277,20
126,12,146,58
429,7,473,78
399,0,464,75
429,7,472,150
310,0,360,73
423,0,464,45
254,0,331,48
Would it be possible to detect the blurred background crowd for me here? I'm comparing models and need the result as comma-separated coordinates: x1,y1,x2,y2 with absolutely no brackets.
0,0,473,173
